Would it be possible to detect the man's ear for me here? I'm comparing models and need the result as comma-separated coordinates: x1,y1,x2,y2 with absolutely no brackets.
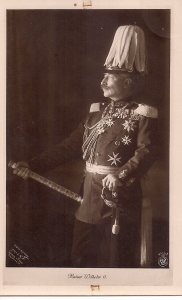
124,77,132,88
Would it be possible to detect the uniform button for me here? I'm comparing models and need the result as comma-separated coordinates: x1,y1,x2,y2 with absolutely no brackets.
96,153,99,156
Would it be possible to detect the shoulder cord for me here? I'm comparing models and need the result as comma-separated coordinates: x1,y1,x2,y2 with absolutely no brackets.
82,101,128,164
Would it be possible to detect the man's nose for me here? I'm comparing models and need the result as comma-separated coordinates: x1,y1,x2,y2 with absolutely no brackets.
101,77,107,86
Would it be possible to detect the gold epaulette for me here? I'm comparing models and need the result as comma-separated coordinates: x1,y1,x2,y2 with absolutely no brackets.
134,104,158,118
89,102,101,112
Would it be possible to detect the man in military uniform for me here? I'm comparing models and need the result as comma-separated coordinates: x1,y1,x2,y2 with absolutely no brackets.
13,25,158,268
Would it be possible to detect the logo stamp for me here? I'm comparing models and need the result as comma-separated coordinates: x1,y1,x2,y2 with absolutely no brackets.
158,252,169,267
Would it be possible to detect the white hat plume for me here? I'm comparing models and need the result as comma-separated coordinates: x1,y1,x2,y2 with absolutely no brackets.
104,25,147,73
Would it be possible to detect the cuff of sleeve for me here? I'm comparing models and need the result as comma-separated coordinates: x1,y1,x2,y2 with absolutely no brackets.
118,168,129,180
118,168,136,187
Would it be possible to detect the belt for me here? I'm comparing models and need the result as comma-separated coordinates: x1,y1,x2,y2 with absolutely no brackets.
86,162,119,175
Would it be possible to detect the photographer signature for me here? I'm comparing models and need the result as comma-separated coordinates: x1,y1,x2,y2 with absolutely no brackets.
8,244,29,265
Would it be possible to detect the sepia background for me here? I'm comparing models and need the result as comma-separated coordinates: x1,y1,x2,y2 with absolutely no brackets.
6,9,170,267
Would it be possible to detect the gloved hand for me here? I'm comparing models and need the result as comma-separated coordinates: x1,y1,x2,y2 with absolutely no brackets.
102,174,122,191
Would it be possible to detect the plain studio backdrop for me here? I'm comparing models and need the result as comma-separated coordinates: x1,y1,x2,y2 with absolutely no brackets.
6,9,170,267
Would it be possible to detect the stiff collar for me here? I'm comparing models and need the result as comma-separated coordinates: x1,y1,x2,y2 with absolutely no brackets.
109,97,133,108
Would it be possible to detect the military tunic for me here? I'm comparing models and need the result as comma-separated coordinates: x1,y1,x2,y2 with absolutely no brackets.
29,99,158,267
29,99,158,220
78,100,157,222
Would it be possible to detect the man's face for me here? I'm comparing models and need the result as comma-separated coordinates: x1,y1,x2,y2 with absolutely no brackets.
100,73,131,101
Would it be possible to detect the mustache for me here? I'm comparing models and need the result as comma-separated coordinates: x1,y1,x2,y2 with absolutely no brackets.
100,84,108,90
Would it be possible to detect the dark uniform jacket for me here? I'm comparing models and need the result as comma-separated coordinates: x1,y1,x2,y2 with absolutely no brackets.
29,99,158,224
